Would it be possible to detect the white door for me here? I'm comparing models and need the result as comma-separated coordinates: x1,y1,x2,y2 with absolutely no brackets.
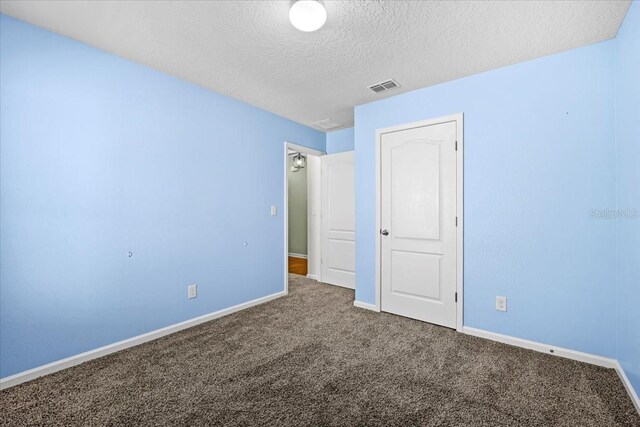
321,151,355,288
380,120,458,328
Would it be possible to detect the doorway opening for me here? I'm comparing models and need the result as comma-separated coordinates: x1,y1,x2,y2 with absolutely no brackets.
283,142,356,294
287,150,311,275
283,142,324,293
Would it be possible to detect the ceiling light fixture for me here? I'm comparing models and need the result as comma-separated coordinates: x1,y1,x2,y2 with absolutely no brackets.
292,152,306,170
289,0,327,32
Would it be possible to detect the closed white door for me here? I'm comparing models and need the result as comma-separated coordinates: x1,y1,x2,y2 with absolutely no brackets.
321,151,355,288
380,120,458,328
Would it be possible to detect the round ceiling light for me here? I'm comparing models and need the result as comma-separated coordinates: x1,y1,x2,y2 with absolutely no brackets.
289,0,327,32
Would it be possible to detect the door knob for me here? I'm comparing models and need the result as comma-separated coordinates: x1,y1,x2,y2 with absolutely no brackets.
381,229,389,236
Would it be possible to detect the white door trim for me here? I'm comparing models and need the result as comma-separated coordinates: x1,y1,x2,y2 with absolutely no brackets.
374,113,464,331
283,141,325,294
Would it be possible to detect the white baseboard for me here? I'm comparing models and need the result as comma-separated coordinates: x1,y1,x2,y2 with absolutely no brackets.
306,274,318,280
462,327,617,368
613,360,640,414
0,291,286,390
463,326,640,415
353,300,380,312
288,253,307,259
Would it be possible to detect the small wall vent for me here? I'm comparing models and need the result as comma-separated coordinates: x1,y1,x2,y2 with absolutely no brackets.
368,79,400,94
311,119,343,131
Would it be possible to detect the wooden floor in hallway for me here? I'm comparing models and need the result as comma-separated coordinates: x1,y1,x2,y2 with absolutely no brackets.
288,256,307,276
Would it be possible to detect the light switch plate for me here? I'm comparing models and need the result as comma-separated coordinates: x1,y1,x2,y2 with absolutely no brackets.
270,205,277,216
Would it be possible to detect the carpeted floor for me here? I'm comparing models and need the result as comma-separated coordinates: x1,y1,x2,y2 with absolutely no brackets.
1,275,638,426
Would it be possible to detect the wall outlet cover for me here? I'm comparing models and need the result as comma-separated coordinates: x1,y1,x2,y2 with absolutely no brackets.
496,296,507,312
188,284,197,299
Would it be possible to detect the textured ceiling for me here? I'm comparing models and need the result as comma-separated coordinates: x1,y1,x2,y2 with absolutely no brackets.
0,1,631,131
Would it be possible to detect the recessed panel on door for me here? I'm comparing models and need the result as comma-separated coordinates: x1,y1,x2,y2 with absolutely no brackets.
326,239,355,273
390,250,442,301
391,142,441,241
328,162,355,232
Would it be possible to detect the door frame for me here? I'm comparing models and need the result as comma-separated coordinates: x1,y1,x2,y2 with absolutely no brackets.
374,113,464,332
283,141,325,295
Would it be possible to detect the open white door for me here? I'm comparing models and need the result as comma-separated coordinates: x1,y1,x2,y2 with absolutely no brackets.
321,151,355,288
379,118,460,329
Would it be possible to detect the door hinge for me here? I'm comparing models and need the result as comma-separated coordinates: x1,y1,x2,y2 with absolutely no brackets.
455,292,458,303
455,216,458,227
455,140,458,151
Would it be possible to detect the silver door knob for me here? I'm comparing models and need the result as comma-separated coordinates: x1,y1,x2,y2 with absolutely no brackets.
381,229,389,236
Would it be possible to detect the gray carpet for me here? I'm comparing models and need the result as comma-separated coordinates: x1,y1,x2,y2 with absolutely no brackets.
1,274,638,426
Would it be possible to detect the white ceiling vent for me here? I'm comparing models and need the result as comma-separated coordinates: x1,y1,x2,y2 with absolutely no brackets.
368,79,401,94
311,119,343,131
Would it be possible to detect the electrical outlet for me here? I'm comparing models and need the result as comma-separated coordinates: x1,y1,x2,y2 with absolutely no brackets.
496,296,507,312
188,284,197,299
270,205,277,216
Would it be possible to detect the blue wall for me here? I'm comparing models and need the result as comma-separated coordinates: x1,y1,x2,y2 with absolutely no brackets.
354,41,618,358
0,15,324,378
615,1,640,397
326,127,354,154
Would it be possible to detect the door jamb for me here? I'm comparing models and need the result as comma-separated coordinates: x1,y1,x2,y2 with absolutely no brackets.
374,113,464,332
283,142,325,295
